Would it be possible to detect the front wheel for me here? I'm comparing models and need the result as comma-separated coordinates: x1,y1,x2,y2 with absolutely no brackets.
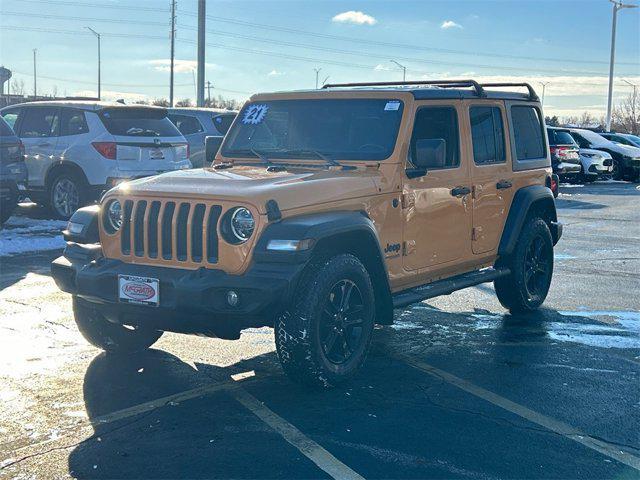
73,297,163,353
494,218,554,313
275,254,375,388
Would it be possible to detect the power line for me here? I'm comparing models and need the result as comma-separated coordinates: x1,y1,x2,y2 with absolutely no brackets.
6,2,639,68
10,69,193,88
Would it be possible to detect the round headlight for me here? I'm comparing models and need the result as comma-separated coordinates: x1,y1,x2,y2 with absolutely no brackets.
230,207,255,242
105,200,123,233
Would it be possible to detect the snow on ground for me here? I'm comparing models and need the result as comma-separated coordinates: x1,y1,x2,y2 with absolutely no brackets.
0,216,66,256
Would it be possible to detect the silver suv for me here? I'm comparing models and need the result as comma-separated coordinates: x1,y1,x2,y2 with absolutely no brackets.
0,101,192,219
168,108,237,168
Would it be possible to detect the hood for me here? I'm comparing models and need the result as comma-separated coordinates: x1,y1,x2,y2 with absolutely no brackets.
579,148,612,158
114,164,383,213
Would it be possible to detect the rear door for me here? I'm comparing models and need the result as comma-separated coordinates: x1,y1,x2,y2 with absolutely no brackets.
17,107,60,187
99,107,189,174
467,101,513,255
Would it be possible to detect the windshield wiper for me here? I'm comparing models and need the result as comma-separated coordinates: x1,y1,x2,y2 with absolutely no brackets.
250,148,273,166
285,149,342,168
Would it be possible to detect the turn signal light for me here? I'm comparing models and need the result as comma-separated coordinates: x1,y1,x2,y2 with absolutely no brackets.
92,142,117,160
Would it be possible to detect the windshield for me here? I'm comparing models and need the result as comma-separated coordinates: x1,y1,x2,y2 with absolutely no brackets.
100,107,181,137
573,129,611,147
222,98,404,161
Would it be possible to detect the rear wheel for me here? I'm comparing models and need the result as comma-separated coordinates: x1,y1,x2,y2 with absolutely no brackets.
275,254,375,387
611,159,624,181
48,171,89,220
73,297,163,353
495,218,554,313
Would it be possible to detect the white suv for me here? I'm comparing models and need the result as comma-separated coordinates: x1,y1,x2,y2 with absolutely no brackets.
0,101,192,219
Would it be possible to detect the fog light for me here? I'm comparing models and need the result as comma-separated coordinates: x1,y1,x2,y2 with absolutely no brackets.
227,290,239,307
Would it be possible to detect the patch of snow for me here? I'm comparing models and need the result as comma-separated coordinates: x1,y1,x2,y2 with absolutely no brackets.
559,184,584,188
0,216,66,256
390,320,423,330
555,253,577,260
549,310,640,349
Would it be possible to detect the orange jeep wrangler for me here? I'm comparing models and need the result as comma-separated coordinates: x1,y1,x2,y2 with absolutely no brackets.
52,80,562,387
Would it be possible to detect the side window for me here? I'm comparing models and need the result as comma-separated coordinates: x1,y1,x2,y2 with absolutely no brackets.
20,108,60,138
410,106,459,168
470,106,505,165
168,114,204,136
60,109,89,136
511,106,545,161
213,113,236,135
1,109,21,132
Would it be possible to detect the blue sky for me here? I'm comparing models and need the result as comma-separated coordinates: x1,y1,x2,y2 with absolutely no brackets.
1,0,639,118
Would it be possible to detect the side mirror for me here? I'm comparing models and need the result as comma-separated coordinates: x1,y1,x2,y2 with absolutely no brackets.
406,138,446,179
205,135,224,165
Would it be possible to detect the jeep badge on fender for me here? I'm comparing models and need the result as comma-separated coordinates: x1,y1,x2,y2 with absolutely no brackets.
51,79,561,388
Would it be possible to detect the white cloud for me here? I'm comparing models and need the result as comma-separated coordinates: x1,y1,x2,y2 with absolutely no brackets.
332,11,377,25
374,64,391,71
267,69,285,77
148,59,217,73
440,20,462,29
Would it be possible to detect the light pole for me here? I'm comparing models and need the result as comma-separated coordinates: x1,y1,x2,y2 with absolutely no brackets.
314,68,322,89
86,27,101,100
32,49,37,98
606,0,638,132
539,81,549,107
390,60,406,82
196,0,206,107
621,78,638,99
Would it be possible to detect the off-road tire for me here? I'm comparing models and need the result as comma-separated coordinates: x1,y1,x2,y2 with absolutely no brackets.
275,254,375,388
494,218,554,313
47,171,89,220
73,297,163,353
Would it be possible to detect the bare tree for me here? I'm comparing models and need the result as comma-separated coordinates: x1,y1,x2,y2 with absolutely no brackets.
175,98,193,107
51,84,58,98
134,99,150,105
612,91,639,135
11,79,25,96
152,98,169,107
204,94,243,110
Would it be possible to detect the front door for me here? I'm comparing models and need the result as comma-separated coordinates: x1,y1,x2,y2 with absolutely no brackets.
402,103,472,272
466,102,514,254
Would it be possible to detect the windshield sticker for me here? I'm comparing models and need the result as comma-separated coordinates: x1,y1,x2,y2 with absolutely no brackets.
384,101,401,111
242,104,269,125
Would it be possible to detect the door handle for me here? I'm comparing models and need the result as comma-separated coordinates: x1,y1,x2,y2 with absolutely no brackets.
450,186,471,197
496,179,513,189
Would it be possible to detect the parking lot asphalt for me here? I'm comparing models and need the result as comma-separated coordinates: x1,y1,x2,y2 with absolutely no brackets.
1,181,639,479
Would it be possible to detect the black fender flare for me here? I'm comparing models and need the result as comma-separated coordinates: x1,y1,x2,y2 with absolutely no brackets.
498,185,560,257
253,210,394,324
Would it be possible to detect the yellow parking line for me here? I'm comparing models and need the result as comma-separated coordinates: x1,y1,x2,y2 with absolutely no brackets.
231,387,365,480
395,354,640,471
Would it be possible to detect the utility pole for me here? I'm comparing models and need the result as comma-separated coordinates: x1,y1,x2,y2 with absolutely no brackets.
314,68,322,89
32,49,37,98
206,80,212,104
390,60,406,82
169,0,176,107
196,0,206,107
606,0,638,132
86,27,101,100
539,81,549,107
622,78,638,100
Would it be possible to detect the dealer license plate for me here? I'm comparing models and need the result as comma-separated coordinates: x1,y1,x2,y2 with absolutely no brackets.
118,275,159,307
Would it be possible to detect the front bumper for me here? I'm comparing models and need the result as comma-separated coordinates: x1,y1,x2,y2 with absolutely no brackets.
51,243,304,339
554,162,581,175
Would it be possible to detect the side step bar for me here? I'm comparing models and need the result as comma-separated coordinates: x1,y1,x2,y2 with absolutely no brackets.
392,267,510,309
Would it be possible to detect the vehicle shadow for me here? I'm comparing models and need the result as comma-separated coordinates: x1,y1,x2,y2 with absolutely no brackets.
66,306,639,479
555,197,607,210
559,181,640,197
0,249,59,292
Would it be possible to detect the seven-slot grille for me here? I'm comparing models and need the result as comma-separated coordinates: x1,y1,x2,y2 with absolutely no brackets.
119,199,222,264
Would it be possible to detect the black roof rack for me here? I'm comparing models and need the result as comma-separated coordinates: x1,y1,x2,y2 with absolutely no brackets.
322,79,487,98
480,83,539,101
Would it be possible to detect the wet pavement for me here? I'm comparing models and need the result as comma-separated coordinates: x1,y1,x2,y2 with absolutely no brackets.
1,181,639,479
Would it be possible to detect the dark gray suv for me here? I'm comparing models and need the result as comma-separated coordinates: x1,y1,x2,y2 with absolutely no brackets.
0,116,27,226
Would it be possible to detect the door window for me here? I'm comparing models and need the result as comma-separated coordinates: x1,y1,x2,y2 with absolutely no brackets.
60,109,89,136
511,106,545,161
168,114,204,135
20,108,60,138
0,108,21,131
470,106,505,165
213,113,236,135
410,106,459,168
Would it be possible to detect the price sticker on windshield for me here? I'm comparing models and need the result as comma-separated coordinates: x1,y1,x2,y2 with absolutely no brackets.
242,104,269,125
384,101,401,111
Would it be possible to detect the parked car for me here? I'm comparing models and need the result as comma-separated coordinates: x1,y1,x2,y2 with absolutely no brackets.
52,80,562,387
599,132,640,148
168,108,237,168
567,128,640,182
546,127,581,182
578,148,613,182
0,116,28,226
0,101,192,219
